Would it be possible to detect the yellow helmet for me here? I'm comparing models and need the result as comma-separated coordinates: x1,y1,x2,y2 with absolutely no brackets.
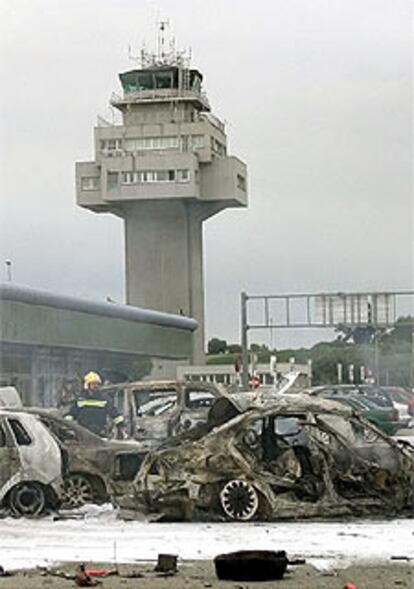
83,371,102,389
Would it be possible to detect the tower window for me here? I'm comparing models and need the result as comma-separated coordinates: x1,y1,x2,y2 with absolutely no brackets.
237,174,246,191
124,136,179,151
137,73,154,90
100,139,122,153
81,177,100,191
122,172,137,185
191,135,205,149
107,172,119,189
155,71,172,89
211,137,226,157
120,169,188,185
177,169,190,182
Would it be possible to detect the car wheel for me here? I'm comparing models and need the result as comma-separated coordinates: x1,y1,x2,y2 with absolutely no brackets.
63,474,94,508
9,482,46,517
220,479,259,521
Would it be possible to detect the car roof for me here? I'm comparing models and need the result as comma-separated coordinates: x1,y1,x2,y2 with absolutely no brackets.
214,391,352,419
102,379,224,396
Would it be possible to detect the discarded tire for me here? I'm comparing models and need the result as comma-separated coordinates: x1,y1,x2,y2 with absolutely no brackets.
214,550,288,581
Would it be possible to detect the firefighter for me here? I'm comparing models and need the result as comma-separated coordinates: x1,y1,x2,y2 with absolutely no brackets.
65,372,125,437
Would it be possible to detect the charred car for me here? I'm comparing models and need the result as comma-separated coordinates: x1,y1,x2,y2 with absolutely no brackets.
118,393,414,521
20,409,147,509
103,380,224,444
0,409,63,517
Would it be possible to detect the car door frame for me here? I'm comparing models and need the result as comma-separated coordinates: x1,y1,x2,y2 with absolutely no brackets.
0,415,21,502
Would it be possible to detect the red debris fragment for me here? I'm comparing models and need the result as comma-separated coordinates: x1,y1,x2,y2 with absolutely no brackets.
86,569,117,577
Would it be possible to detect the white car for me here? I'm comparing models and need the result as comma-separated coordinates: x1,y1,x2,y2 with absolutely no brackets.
0,410,63,517
393,401,412,429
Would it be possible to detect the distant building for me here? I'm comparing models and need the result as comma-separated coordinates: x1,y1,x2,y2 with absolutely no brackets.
177,362,312,388
76,44,248,365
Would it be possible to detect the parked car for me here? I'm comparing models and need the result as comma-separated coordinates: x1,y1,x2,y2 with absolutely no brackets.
306,384,393,407
102,380,224,444
382,387,414,418
21,409,147,509
326,395,399,435
307,385,409,429
116,393,414,521
0,409,63,517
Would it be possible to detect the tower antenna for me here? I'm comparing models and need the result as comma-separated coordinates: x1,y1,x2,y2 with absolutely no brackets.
157,18,169,62
127,43,141,65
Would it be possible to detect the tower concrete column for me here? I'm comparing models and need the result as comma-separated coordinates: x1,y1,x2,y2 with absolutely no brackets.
122,200,205,363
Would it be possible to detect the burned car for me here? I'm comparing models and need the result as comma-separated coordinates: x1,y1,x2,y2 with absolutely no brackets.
0,409,63,517
103,380,224,444
118,394,414,521
20,409,147,509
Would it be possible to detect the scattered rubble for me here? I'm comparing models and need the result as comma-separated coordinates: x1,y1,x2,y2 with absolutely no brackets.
75,564,101,587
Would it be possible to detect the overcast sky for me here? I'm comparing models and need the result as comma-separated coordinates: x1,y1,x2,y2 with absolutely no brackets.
0,0,413,348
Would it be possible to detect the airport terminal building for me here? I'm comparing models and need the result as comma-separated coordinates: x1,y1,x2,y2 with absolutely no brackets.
0,283,196,406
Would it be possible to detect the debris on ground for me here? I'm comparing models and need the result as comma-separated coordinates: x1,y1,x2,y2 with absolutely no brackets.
0,565,13,577
214,550,288,581
0,561,411,588
75,564,102,587
154,554,178,573
86,569,118,577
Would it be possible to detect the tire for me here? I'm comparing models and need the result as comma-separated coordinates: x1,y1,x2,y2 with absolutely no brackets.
220,479,259,521
9,482,46,517
62,473,95,509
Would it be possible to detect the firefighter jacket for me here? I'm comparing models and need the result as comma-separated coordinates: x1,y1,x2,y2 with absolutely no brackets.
66,392,124,436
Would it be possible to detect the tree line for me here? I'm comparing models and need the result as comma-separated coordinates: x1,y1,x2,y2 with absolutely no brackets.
207,317,414,388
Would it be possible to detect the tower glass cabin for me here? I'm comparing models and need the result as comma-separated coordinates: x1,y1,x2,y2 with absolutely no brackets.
76,57,248,364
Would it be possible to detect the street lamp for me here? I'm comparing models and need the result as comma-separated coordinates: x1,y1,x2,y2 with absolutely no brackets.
4,260,12,282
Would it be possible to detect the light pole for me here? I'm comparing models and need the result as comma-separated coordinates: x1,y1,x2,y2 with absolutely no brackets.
5,260,12,282
241,291,249,389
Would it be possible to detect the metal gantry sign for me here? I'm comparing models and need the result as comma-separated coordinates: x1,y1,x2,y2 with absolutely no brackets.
240,290,414,388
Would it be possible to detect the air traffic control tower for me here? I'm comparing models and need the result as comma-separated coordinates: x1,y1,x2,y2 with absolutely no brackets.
76,45,247,363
